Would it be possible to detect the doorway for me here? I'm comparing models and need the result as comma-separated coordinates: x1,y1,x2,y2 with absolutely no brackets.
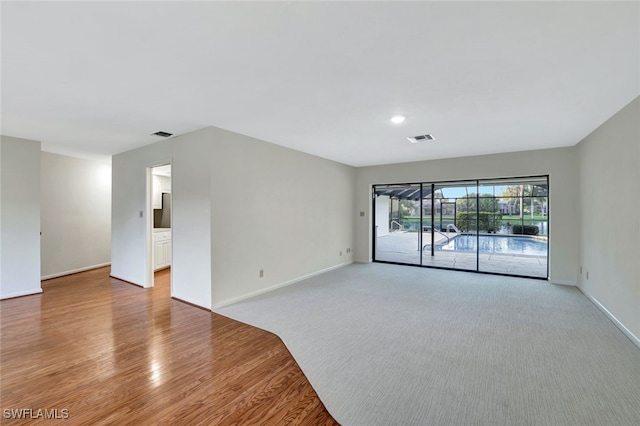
149,164,172,291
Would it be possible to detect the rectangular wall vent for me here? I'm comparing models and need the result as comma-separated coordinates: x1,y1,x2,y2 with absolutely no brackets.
152,131,173,138
407,134,435,143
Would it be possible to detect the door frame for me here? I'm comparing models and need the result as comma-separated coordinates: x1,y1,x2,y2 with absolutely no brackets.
146,162,173,291
371,175,549,280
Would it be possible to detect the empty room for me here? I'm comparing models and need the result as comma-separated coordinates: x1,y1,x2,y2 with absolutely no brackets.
1,2,639,425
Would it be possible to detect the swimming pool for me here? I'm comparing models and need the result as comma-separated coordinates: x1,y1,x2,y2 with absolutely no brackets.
439,235,547,256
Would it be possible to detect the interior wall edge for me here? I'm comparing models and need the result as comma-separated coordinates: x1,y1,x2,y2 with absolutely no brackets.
0,135,41,297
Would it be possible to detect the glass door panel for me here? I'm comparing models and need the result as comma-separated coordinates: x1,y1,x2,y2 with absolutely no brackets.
477,177,548,277
373,184,422,265
422,181,477,271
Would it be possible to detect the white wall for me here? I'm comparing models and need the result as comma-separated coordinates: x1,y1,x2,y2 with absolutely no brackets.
111,126,355,309
40,152,111,279
111,128,212,308
0,135,42,299
355,147,579,285
577,96,639,344
208,127,355,306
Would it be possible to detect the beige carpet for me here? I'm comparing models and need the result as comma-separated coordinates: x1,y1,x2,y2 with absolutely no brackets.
216,263,640,426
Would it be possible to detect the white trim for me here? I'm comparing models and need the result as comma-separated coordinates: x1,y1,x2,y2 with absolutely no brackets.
212,261,353,309
578,286,640,350
548,279,576,286
109,274,144,288
41,262,111,280
172,294,210,310
147,160,173,291
145,166,153,289
1,288,43,300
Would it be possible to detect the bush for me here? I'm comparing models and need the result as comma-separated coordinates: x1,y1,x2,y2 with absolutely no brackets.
456,212,502,232
513,224,539,235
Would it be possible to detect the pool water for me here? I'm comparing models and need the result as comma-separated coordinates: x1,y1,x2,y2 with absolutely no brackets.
439,235,547,256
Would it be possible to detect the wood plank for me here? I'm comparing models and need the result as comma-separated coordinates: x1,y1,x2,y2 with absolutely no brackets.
1,267,338,425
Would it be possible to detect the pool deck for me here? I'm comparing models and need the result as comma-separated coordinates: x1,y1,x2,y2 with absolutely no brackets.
375,231,547,278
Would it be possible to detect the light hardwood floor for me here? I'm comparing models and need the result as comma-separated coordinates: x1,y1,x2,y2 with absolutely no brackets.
1,267,338,425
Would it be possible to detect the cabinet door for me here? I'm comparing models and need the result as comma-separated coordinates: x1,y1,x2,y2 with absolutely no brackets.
154,240,166,269
152,175,162,209
161,176,171,193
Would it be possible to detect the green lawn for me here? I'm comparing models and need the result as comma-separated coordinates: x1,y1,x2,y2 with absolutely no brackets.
501,214,548,221
397,215,548,234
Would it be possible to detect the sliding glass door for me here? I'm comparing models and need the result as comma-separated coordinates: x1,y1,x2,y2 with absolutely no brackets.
373,184,422,265
372,176,549,279
476,178,548,277
421,181,477,271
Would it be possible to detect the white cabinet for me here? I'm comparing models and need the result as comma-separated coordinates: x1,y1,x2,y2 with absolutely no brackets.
153,230,171,270
152,175,162,209
152,175,171,209
161,176,171,193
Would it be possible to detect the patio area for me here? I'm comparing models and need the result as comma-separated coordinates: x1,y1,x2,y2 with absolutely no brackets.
375,231,547,278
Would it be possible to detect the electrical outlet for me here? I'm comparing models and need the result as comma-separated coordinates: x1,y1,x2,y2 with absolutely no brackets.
360,212,365,217
139,211,143,218
259,269,264,278
586,271,589,280
580,266,582,274
340,251,342,256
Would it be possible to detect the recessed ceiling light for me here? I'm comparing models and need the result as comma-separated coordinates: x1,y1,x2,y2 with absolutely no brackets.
390,115,406,124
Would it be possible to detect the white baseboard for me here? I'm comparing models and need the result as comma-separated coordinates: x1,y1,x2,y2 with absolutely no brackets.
549,279,576,286
578,286,640,350
172,294,210,310
1,288,43,300
42,262,111,280
109,273,144,288
212,261,353,310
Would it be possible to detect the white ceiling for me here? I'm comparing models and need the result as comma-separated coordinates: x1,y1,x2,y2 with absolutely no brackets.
2,2,638,166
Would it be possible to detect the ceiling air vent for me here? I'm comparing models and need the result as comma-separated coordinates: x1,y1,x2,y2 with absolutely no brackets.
152,131,173,138
407,134,435,143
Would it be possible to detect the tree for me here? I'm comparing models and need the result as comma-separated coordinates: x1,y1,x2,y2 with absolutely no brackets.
399,200,417,218
455,193,496,213
500,185,524,218
499,185,548,218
